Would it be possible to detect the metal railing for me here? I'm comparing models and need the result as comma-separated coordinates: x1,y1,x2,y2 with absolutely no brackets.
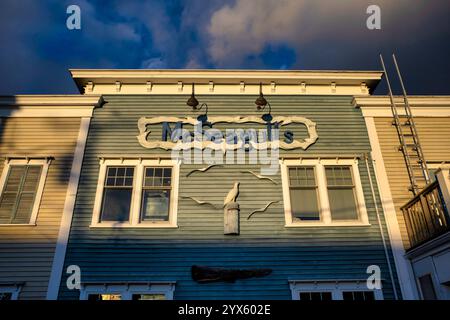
401,181,450,249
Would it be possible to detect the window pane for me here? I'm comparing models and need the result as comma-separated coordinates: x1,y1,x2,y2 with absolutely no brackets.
144,167,172,187
132,294,166,300
163,168,172,177
100,188,132,222
343,291,375,301
326,166,353,186
289,167,315,187
88,294,122,300
290,188,320,221
299,292,332,301
105,167,134,187
153,176,163,187
328,188,358,220
418,274,437,300
141,190,170,221
116,167,125,177
154,168,163,177
145,167,154,177
107,167,117,178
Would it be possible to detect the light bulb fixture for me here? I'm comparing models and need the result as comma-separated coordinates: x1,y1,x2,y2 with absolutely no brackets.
186,83,208,122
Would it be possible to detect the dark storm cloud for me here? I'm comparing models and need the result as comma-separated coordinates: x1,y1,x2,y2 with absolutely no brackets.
0,0,448,94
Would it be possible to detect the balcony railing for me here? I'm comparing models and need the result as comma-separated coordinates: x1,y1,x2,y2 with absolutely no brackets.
401,181,450,249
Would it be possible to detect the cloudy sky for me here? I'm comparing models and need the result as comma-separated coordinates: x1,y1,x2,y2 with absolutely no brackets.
0,0,449,95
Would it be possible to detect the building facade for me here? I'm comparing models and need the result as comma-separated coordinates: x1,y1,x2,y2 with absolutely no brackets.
53,70,400,300
2,69,447,300
0,95,102,299
356,96,450,300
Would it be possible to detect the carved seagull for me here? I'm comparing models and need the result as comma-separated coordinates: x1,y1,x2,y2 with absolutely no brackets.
239,170,278,184
186,164,221,177
223,182,240,208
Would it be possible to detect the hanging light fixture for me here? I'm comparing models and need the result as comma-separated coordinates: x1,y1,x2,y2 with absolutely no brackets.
187,83,199,109
255,82,272,121
255,82,268,109
186,83,208,122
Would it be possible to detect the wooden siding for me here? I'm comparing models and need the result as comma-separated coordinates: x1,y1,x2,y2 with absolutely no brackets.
59,95,400,299
0,117,81,299
374,117,450,249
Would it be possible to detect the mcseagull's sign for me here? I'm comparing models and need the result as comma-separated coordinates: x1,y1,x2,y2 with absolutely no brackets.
137,116,318,151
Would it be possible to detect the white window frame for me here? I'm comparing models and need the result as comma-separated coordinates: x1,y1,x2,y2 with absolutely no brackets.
281,158,370,227
0,285,22,300
0,158,50,226
91,158,180,228
289,280,383,300
79,283,175,300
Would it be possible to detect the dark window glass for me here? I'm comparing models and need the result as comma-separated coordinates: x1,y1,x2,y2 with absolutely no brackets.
342,291,375,301
141,167,172,222
0,165,42,224
299,291,332,301
325,166,359,220
288,167,320,221
418,274,437,300
100,166,134,222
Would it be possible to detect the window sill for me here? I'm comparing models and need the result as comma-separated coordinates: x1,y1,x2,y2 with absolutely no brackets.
0,223,37,227
89,223,178,229
285,222,371,228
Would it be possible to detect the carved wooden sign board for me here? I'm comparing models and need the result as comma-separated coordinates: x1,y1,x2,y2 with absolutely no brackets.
137,115,318,151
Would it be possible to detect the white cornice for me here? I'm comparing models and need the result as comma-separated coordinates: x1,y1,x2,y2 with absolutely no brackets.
353,95,450,117
70,69,382,95
0,95,104,117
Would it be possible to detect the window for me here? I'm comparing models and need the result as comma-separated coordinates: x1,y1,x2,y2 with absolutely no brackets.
325,166,358,221
132,294,166,300
290,281,383,300
80,283,175,300
342,291,375,301
0,159,50,225
418,274,437,300
100,167,135,222
281,159,369,227
88,294,122,301
288,167,320,221
299,291,332,301
141,167,172,222
91,159,179,228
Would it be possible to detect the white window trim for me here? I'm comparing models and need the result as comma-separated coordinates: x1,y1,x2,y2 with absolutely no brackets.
90,158,180,228
0,158,50,226
0,285,22,300
79,283,175,300
281,158,370,227
289,280,383,300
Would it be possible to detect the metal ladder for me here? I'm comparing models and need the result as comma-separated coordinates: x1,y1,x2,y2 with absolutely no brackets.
380,54,430,195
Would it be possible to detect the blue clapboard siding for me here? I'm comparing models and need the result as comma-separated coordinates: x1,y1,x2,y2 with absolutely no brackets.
59,95,400,299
